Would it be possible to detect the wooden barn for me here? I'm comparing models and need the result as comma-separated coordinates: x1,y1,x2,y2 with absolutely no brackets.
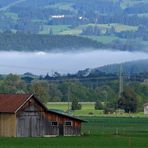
0,93,85,137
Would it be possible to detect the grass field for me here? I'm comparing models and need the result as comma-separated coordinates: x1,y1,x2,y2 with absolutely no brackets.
47,102,148,117
1,117,148,148
47,102,104,116
80,23,138,32
84,35,120,44
82,116,148,135
39,25,71,34
47,102,96,111
4,12,18,21
120,0,148,9
38,23,140,45
39,23,137,36
44,2,76,12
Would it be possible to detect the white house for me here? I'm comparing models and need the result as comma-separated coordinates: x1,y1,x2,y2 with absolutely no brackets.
144,103,148,114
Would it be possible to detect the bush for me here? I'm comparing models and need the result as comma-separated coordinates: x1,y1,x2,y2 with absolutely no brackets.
71,98,81,110
104,107,115,114
95,100,104,110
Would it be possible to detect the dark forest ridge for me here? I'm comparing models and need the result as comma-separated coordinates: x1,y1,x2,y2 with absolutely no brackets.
81,59,148,76
0,31,146,52
0,32,104,51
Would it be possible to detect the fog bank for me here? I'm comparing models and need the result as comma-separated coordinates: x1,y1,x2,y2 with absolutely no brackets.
0,50,148,75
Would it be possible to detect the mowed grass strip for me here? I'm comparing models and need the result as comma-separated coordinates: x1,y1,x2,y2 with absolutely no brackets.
1,135,148,148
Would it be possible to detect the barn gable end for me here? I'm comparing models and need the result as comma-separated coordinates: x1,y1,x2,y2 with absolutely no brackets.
16,96,48,137
0,94,48,137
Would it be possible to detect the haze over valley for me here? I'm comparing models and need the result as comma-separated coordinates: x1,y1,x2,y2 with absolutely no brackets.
0,50,148,75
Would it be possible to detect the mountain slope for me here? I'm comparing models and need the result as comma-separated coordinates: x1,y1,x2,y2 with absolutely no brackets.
0,32,104,51
0,0,148,52
94,59,148,74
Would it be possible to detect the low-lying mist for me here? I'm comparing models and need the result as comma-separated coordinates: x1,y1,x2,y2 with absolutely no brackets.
0,50,148,75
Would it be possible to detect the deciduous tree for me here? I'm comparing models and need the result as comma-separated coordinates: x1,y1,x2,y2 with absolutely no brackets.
118,87,138,113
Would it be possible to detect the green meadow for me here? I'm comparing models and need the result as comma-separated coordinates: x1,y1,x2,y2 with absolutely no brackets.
84,35,120,44
39,23,137,36
38,23,138,45
47,102,148,117
47,102,103,116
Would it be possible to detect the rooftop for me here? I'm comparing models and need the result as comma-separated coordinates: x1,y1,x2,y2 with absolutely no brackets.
0,93,33,113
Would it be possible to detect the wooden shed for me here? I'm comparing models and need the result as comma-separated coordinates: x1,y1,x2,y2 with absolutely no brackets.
47,110,83,136
0,93,85,137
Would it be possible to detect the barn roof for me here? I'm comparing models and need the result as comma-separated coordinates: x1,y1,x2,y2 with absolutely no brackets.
48,110,86,122
0,93,86,122
144,102,148,106
0,93,33,113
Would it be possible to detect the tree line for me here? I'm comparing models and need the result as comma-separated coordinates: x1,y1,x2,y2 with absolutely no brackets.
0,73,148,113
0,31,103,51
0,31,146,52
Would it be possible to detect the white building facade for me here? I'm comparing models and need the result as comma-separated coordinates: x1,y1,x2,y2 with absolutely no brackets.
144,103,148,114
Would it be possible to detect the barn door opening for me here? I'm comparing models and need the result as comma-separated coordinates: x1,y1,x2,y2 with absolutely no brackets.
29,116,40,137
59,124,64,136
17,114,43,137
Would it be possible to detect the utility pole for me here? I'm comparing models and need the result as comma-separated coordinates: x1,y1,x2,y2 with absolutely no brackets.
116,64,123,117
67,85,70,114
119,64,123,98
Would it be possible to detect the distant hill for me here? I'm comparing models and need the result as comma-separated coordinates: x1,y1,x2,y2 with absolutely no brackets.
0,0,148,51
78,59,148,76
0,31,145,52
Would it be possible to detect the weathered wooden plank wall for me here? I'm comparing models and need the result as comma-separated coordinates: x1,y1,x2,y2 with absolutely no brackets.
48,126,59,135
46,112,81,136
16,98,48,137
64,126,81,136
0,113,16,137
16,112,47,137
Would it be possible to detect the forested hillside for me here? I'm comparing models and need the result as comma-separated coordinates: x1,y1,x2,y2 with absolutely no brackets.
0,0,148,51
94,59,148,75
77,59,148,82
0,31,103,51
